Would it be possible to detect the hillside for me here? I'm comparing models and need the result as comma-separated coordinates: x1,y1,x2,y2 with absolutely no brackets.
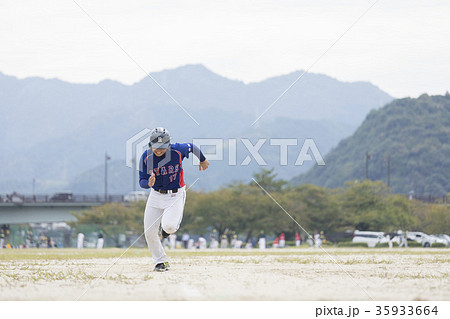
292,94,450,194
0,65,393,193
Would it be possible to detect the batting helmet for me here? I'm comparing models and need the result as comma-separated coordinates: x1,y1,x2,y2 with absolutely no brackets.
148,127,171,149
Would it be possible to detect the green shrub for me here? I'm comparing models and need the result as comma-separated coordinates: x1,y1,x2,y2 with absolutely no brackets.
431,243,447,248
321,241,335,246
338,237,353,242
337,242,368,248
375,242,398,248
406,241,423,247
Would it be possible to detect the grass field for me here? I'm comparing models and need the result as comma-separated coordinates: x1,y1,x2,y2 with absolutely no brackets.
0,247,448,300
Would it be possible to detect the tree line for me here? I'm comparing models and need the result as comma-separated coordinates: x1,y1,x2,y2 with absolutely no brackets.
72,169,449,243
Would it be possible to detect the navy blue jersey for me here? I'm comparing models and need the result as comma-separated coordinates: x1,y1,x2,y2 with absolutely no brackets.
139,143,205,190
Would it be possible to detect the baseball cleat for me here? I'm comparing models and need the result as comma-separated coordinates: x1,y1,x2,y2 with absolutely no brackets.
154,262,170,272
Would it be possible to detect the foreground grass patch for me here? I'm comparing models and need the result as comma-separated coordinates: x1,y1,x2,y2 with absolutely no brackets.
0,247,448,261
0,248,149,261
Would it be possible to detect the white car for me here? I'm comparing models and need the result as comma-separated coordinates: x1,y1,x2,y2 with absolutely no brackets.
124,191,149,202
434,234,450,246
352,230,388,248
406,232,446,247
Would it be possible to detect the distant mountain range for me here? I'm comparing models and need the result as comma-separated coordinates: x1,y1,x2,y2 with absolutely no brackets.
0,64,393,194
292,94,450,194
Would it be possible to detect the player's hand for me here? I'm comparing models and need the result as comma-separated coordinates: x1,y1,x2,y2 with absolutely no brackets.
148,172,155,187
199,160,210,171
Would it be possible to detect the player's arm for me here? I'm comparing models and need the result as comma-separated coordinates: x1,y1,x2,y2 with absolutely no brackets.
198,157,209,171
176,143,210,171
191,144,206,162
138,151,153,189
191,143,210,170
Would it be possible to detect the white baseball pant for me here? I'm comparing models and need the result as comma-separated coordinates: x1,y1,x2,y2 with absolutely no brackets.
144,186,186,264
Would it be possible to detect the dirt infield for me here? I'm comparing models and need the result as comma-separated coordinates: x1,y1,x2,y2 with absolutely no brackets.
0,248,448,300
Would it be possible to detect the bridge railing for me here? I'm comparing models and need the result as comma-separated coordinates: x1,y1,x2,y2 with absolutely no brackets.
1,193,447,204
0,194,125,203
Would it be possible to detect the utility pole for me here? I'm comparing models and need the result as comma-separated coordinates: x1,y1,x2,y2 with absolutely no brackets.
386,155,391,189
365,151,371,180
105,152,111,202
32,178,36,202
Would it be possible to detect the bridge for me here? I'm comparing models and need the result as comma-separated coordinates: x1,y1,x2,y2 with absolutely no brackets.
0,194,126,224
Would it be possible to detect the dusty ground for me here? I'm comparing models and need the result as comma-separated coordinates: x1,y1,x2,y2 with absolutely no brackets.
0,248,448,300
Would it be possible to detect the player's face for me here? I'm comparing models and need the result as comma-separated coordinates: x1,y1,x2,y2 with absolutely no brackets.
152,148,167,157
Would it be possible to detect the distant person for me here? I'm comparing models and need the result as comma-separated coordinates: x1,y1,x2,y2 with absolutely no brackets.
279,233,286,248
220,234,228,248
182,232,190,249
234,238,243,249
41,234,48,248
26,231,32,248
162,237,169,249
231,234,237,248
210,237,219,249
273,237,279,248
0,229,4,249
295,232,301,247
307,235,313,247
314,233,321,248
169,234,177,250
320,231,326,244
77,232,84,249
198,237,207,249
404,231,409,248
398,233,405,247
258,231,266,249
387,234,393,249
97,231,104,249
399,231,408,248
5,225,10,242
211,229,218,239
47,236,54,248
210,229,218,248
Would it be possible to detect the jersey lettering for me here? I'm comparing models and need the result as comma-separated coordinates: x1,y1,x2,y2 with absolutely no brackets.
140,143,200,190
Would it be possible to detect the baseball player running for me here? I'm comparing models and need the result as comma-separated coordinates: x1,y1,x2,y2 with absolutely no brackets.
139,127,209,271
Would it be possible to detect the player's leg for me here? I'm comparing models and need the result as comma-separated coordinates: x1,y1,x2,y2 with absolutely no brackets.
161,188,186,236
143,203,167,264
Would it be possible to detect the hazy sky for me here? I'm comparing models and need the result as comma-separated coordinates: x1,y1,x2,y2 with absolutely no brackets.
1,0,449,97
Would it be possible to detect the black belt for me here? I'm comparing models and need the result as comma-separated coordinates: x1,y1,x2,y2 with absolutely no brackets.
154,188,179,194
